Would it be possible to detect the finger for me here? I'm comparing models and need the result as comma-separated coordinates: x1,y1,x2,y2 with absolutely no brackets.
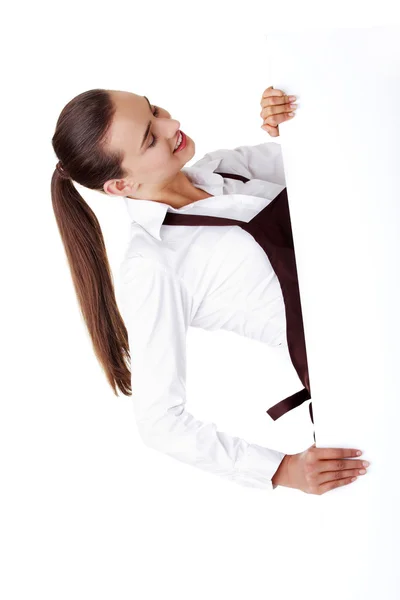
317,459,369,473
261,86,286,99
261,90,294,108
263,112,295,128
261,124,279,137
261,103,296,121
260,96,294,113
316,447,363,460
318,468,366,485
318,476,358,495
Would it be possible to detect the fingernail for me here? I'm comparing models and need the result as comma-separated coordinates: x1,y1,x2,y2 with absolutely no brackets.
289,96,296,101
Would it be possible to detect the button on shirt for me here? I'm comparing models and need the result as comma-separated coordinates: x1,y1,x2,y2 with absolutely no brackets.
118,142,290,491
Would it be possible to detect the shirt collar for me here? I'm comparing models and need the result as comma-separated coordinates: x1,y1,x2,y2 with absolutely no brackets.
123,157,223,241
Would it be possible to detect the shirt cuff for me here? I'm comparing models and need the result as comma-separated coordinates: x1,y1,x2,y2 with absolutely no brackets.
235,443,286,491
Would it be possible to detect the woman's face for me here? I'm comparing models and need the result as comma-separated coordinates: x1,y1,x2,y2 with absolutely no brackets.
104,90,195,198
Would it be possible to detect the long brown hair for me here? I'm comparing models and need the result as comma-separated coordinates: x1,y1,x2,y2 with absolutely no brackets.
51,88,131,396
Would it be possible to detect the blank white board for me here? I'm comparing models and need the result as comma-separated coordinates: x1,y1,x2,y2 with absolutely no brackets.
264,25,400,600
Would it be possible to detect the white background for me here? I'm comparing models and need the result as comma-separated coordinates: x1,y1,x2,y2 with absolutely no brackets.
1,2,399,599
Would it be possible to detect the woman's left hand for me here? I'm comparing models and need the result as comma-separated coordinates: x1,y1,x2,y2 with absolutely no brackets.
260,86,297,137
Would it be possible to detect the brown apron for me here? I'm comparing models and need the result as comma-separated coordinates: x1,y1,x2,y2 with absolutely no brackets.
163,171,315,442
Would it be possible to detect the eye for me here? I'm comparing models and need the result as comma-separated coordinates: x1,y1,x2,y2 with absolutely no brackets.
148,106,160,148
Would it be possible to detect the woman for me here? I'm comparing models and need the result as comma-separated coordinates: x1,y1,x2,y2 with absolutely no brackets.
50,86,369,495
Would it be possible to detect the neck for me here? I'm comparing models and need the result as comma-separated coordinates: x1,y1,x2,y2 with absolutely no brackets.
129,171,212,209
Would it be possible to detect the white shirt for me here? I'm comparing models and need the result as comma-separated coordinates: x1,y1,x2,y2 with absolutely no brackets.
118,142,291,491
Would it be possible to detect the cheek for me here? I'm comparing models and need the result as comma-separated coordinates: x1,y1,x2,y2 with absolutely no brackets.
155,144,175,164
144,146,175,175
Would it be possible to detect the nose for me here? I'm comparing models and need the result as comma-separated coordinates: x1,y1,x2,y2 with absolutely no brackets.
154,117,181,147
159,116,180,135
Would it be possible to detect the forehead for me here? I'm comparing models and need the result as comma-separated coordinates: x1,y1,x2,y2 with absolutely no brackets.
111,91,145,123
108,91,147,151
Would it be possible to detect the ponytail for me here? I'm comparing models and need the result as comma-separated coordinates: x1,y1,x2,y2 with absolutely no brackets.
51,89,132,396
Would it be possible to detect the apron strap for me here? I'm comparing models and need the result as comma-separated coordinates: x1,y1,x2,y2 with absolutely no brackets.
266,388,311,421
214,171,250,183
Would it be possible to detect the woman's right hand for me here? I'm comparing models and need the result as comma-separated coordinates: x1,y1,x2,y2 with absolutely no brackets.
272,443,370,494
260,85,297,137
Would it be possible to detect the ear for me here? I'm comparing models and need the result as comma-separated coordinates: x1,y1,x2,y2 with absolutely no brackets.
103,178,137,197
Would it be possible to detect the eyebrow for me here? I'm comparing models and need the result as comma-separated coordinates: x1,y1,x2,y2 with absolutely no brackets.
140,96,153,150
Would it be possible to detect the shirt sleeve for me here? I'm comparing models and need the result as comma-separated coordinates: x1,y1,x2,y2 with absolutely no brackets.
198,141,286,186
118,256,286,491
